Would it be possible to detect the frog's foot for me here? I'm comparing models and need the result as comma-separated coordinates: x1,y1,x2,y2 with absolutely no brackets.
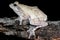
28,30,35,39
27,26,40,39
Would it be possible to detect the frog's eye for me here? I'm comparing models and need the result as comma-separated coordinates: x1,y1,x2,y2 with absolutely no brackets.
14,4,17,6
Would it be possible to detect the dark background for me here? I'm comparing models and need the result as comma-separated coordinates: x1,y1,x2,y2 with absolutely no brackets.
0,0,60,40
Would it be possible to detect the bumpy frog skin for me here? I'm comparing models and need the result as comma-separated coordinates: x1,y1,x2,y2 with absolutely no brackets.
9,1,48,39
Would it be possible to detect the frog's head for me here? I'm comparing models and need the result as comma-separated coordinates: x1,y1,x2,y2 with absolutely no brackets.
9,1,23,17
